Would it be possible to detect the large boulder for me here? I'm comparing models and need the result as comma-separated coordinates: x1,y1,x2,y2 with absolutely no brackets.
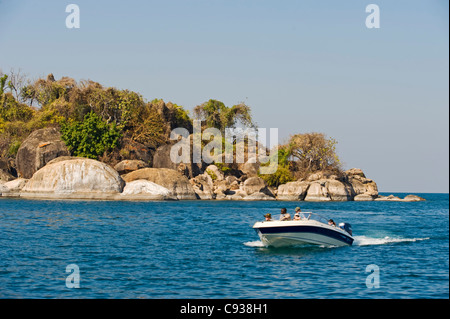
0,159,15,178
152,138,203,178
306,171,325,182
205,165,224,181
114,160,149,175
16,128,70,179
345,168,366,178
189,172,215,200
304,181,332,201
403,194,426,202
277,181,310,201
0,169,15,182
120,180,174,200
348,175,378,197
1,178,28,197
346,168,378,198
374,194,403,201
122,168,197,200
225,193,245,200
46,156,79,165
237,160,260,177
275,168,378,201
21,158,124,199
242,176,267,196
326,180,354,201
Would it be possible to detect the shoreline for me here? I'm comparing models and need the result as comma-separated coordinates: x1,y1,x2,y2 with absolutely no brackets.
1,158,427,203
1,190,428,202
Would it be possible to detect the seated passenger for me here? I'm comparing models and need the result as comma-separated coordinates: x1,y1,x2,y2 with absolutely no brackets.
293,212,301,221
328,219,336,227
264,213,272,221
279,208,291,221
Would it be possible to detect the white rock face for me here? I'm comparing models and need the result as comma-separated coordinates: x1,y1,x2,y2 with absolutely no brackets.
122,168,197,200
326,180,354,201
0,182,8,195
121,179,172,200
4,178,28,190
277,181,310,201
0,178,29,197
21,158,124,199
304,181,332,201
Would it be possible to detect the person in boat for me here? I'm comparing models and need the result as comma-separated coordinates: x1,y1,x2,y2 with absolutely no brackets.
280,208,291,221
293,207,302,220
328,219,336,227
264,213,272,221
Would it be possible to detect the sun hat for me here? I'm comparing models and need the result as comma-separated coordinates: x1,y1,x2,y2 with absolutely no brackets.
295,207,301,212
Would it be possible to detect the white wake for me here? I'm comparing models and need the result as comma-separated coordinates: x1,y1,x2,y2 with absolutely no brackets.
353,236,430,246
244,240,266,247
244,236,430,248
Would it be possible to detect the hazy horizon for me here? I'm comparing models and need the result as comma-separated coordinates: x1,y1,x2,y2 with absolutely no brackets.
1,0,448,193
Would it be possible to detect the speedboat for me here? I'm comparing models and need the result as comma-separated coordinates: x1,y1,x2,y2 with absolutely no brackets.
252,212,354,247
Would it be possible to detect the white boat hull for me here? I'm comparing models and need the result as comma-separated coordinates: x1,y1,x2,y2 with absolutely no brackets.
253,220,354,247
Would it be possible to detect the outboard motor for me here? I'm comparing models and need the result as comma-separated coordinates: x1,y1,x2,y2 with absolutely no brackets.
339,223,352,236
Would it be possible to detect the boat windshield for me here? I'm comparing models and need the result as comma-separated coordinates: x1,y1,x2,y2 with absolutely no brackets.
269,212,340,226
299,212,331,224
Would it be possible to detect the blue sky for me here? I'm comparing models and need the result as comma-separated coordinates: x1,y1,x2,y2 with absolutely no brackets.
0,0,448,192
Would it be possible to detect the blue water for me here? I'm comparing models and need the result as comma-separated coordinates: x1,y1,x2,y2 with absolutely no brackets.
0,193,448,299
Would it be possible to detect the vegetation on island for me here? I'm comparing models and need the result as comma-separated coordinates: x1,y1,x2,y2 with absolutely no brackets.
0,69,343,186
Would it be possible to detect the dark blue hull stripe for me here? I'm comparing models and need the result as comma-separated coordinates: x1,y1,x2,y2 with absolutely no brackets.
257,225,354,245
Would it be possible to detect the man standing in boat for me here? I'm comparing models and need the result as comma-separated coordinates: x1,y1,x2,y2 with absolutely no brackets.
280,208,291,221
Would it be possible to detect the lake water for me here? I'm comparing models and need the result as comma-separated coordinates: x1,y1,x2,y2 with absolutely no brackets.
0,193,448,299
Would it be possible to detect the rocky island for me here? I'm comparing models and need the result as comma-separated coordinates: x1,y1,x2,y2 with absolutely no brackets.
0,129,424,202
0,73,425,202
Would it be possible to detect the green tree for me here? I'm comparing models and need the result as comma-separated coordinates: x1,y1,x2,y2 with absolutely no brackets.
0,74,8,96
259,146,294,187
60,112,122,159
193,99,254,131
0,93,34,122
